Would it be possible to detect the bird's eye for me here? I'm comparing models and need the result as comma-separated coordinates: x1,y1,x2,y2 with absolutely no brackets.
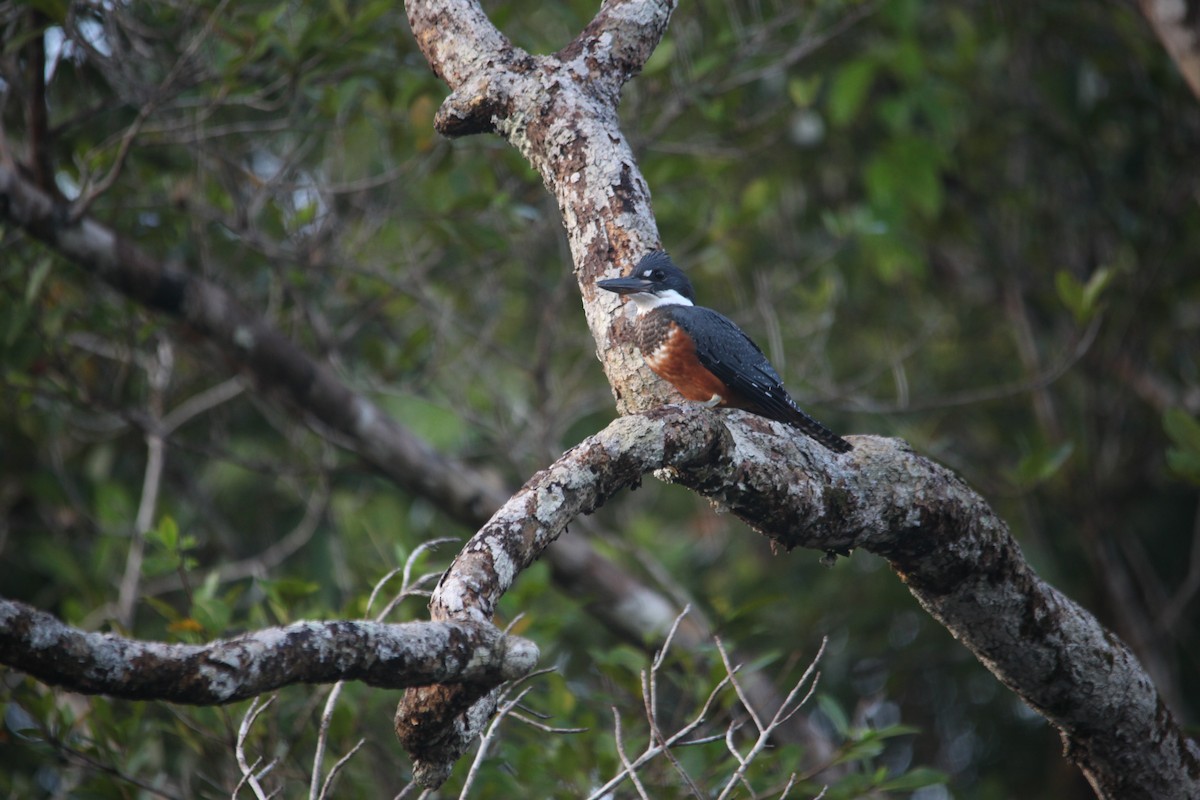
651,269,666,281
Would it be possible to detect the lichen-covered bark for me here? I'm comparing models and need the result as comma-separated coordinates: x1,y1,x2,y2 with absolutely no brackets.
395,410,722,784
406,0,678,414
669,418,1200,800
396,408,1200,796
0,598,537,703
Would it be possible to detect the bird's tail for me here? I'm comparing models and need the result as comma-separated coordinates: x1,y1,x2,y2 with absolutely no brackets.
782,402,853,453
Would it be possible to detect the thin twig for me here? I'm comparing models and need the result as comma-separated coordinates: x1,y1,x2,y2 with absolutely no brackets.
116,338,172,627
235,696,278,800
369,538,458,619
613,707,652,800
850,315,1102,413
160,377,246,435
715,638,827,800
310,682,346,800
641,613,705,799
457,686,535,800
314,542,459,796
587,672,734,799
508,712,587,734
715,636,764,734
317,738,365,800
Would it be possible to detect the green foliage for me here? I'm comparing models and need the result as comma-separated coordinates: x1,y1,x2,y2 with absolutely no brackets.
2,0,1198,797
1165,410,1200,485
1056,267,1116,325
1010,441,1075,490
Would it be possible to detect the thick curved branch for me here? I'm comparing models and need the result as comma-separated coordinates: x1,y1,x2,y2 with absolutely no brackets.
396,408,723,784
0,597,536,704
395,408,1200,798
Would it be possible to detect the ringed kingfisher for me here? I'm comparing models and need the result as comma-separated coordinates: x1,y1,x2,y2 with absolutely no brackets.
598,251,852,454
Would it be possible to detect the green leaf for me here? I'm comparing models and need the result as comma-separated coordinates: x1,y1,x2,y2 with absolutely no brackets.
1012,442,1074,488
149,515,179,550
879,767,948,790
864,137,944,220
24,258,52,305
1055,271,1085,320
643,38,675,76
1081,267,1114,314
143,595,183,624
828,60,875,127
741,178,773,215
1165,410,1200,484
788,76,822,108
1057,267,1113,324
1166,451,1200,485
1164,409,1200,453
817,693,849,736
833,735,885,765
259,577,320,604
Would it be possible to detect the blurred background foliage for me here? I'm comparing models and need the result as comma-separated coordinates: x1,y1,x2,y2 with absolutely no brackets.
2,0,1199,796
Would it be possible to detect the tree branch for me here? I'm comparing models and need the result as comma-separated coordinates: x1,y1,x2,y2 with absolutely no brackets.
394,407,1200,797
407,0,676,413
0,597,537,704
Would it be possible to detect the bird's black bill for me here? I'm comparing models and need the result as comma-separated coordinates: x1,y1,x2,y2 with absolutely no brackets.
597,276,655,295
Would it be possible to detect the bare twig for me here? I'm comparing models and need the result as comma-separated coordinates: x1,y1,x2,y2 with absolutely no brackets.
160,376,246,435
642,607,704,798
312,542,467,797
310,682,347,800
587,665,735,799
849,316,1101,414
235,695,278,800
715,636,765,735
24,716,183,800
116,338,173,627
316,738,365,800
369,538,460,621
507,712,587,735
612,707,652,800
716,638,827,800
456,686,535,800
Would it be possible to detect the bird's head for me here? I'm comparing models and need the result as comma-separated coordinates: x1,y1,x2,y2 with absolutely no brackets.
597,251,696,312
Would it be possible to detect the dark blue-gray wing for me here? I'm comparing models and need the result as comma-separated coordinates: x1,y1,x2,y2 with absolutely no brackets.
669,306,852,453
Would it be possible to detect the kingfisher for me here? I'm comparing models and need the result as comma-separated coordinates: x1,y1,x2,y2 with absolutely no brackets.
598,251,852,453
